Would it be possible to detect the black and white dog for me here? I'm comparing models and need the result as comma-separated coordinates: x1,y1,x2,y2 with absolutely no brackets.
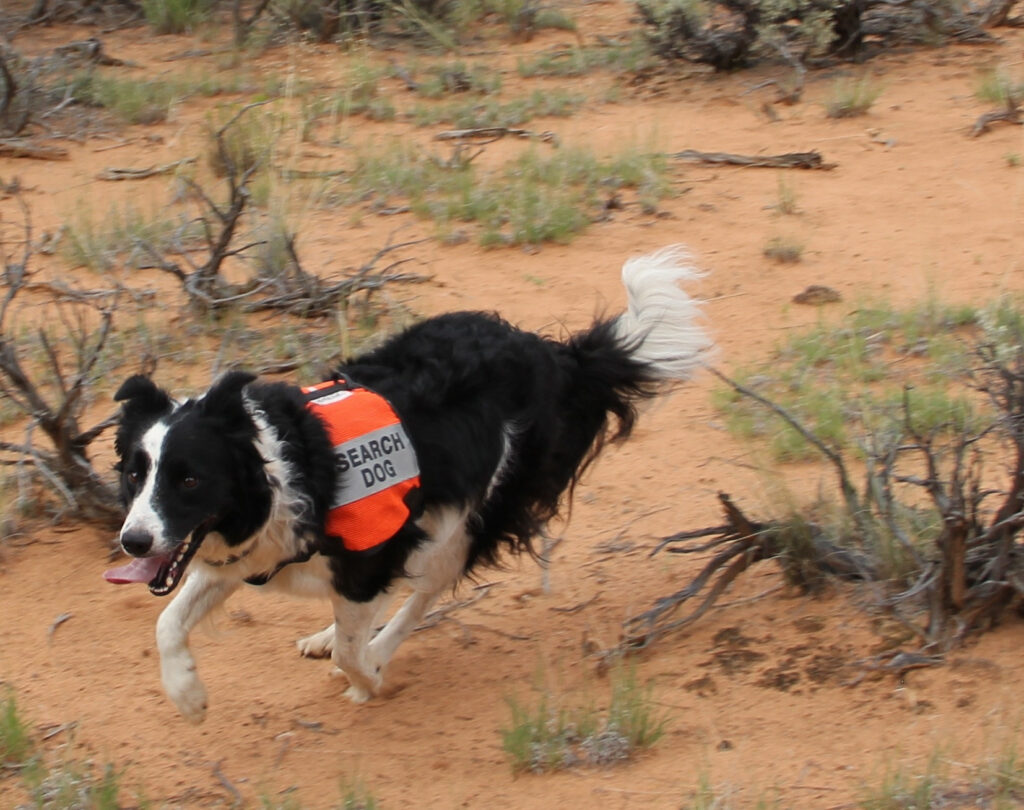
105,246,711,723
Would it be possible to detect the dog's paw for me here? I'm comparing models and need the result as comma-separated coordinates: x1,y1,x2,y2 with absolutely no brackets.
163,664,208,724
296,625,335,659
343,684,374,704
330,666,382,704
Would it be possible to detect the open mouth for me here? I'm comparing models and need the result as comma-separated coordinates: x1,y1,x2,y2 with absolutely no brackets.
104,523,211,597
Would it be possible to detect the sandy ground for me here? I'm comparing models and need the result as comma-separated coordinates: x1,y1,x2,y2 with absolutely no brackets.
3,4,1024,808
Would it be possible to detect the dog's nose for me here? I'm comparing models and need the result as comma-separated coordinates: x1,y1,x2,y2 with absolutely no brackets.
121,529,154,557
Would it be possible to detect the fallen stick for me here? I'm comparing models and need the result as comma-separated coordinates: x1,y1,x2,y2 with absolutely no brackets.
435,126,557,144
0,139,68,160
47,612,73,642
670,148,836,170
970,105,1022,137
54,37,131,66
97,158,196,180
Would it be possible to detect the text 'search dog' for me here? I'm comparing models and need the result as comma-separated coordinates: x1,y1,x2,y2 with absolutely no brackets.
105,246,713,723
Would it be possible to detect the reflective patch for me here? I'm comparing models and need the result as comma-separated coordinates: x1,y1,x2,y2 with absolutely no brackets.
332,422,420,507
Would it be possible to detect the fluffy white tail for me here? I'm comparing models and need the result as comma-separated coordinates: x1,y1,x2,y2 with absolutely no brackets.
614,245,713,381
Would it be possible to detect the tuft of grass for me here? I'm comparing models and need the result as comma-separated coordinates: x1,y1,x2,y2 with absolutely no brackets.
205,104,282,180
411,89,585,129
25,760,123,810
410,61,502,98
859,753,945,810
142,0,213,33
1005,152,1021,168
975,68,1024,106
71,74,182,124
763,236,803,263
340,141,671,247
773,175,799,215
62,203,196,272
824,76,882,119
517,39,655,77
713,297,983,464
340,778,379,810
0,691,34,767
501,665,665,773
987,739,1024,805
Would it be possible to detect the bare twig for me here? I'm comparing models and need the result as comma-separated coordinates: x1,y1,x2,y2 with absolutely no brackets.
0,139,68,160
970,100,1022,137
96,157,196,180
670,149,835,170
434,126,558,144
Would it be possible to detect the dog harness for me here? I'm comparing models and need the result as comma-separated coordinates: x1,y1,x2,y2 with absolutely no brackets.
302,378,421,553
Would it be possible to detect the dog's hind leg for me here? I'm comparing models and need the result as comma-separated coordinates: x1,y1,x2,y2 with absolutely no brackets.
299,585,397,663
367,506,471,678
296,624,335,658
298,589,397,659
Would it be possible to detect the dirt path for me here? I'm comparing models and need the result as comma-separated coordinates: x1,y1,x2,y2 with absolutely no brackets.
2,6,1024,808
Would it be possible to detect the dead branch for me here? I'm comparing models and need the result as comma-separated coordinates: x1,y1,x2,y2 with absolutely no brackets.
0,139,68,160
53,38,130,66
620,492,872,652
0,50,16,124
0,197,122,527
670,149,835,170
434,127,558,145
96,158,195,181
22,0,142,27
970,99,1022,137
416,584,494,631
232,0,274,46
132,105,265,314
978,0,1021,27
629,333,1024,660
241,235,431,318
709,368,865,530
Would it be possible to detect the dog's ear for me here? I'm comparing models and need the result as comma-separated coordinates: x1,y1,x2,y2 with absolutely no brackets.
114,375,174,460
114,374,172,407
199,370,257,420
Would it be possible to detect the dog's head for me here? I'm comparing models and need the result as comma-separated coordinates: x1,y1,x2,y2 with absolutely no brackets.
106,371,272,596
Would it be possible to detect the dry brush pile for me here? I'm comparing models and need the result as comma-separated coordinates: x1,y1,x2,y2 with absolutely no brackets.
621,306,1024,668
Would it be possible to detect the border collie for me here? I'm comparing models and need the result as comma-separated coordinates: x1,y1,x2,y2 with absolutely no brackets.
105,246,711,723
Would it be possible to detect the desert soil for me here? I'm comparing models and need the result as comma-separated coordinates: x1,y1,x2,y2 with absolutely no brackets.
2,4,1024,808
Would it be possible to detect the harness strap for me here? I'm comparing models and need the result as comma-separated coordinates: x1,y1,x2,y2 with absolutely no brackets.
244,547,313,586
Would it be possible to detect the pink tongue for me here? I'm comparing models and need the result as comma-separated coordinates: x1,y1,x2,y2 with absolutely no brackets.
104,556,166,585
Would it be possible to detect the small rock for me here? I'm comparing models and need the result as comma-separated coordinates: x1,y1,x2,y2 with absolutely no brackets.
793,285,842,305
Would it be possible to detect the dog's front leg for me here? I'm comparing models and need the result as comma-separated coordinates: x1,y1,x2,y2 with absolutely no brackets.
330,596,384,703
155,569,238,723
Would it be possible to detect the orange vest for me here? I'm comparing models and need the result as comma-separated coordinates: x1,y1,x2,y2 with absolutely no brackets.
303,379,420,552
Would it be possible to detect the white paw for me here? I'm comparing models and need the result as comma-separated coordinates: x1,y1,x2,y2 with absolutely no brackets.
344,684,374,704
296,625,335,658
162,663,208,724
330,666,381,703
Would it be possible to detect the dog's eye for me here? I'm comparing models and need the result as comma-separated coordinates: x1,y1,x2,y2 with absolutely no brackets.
182,475,198,490
127,470,140,485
